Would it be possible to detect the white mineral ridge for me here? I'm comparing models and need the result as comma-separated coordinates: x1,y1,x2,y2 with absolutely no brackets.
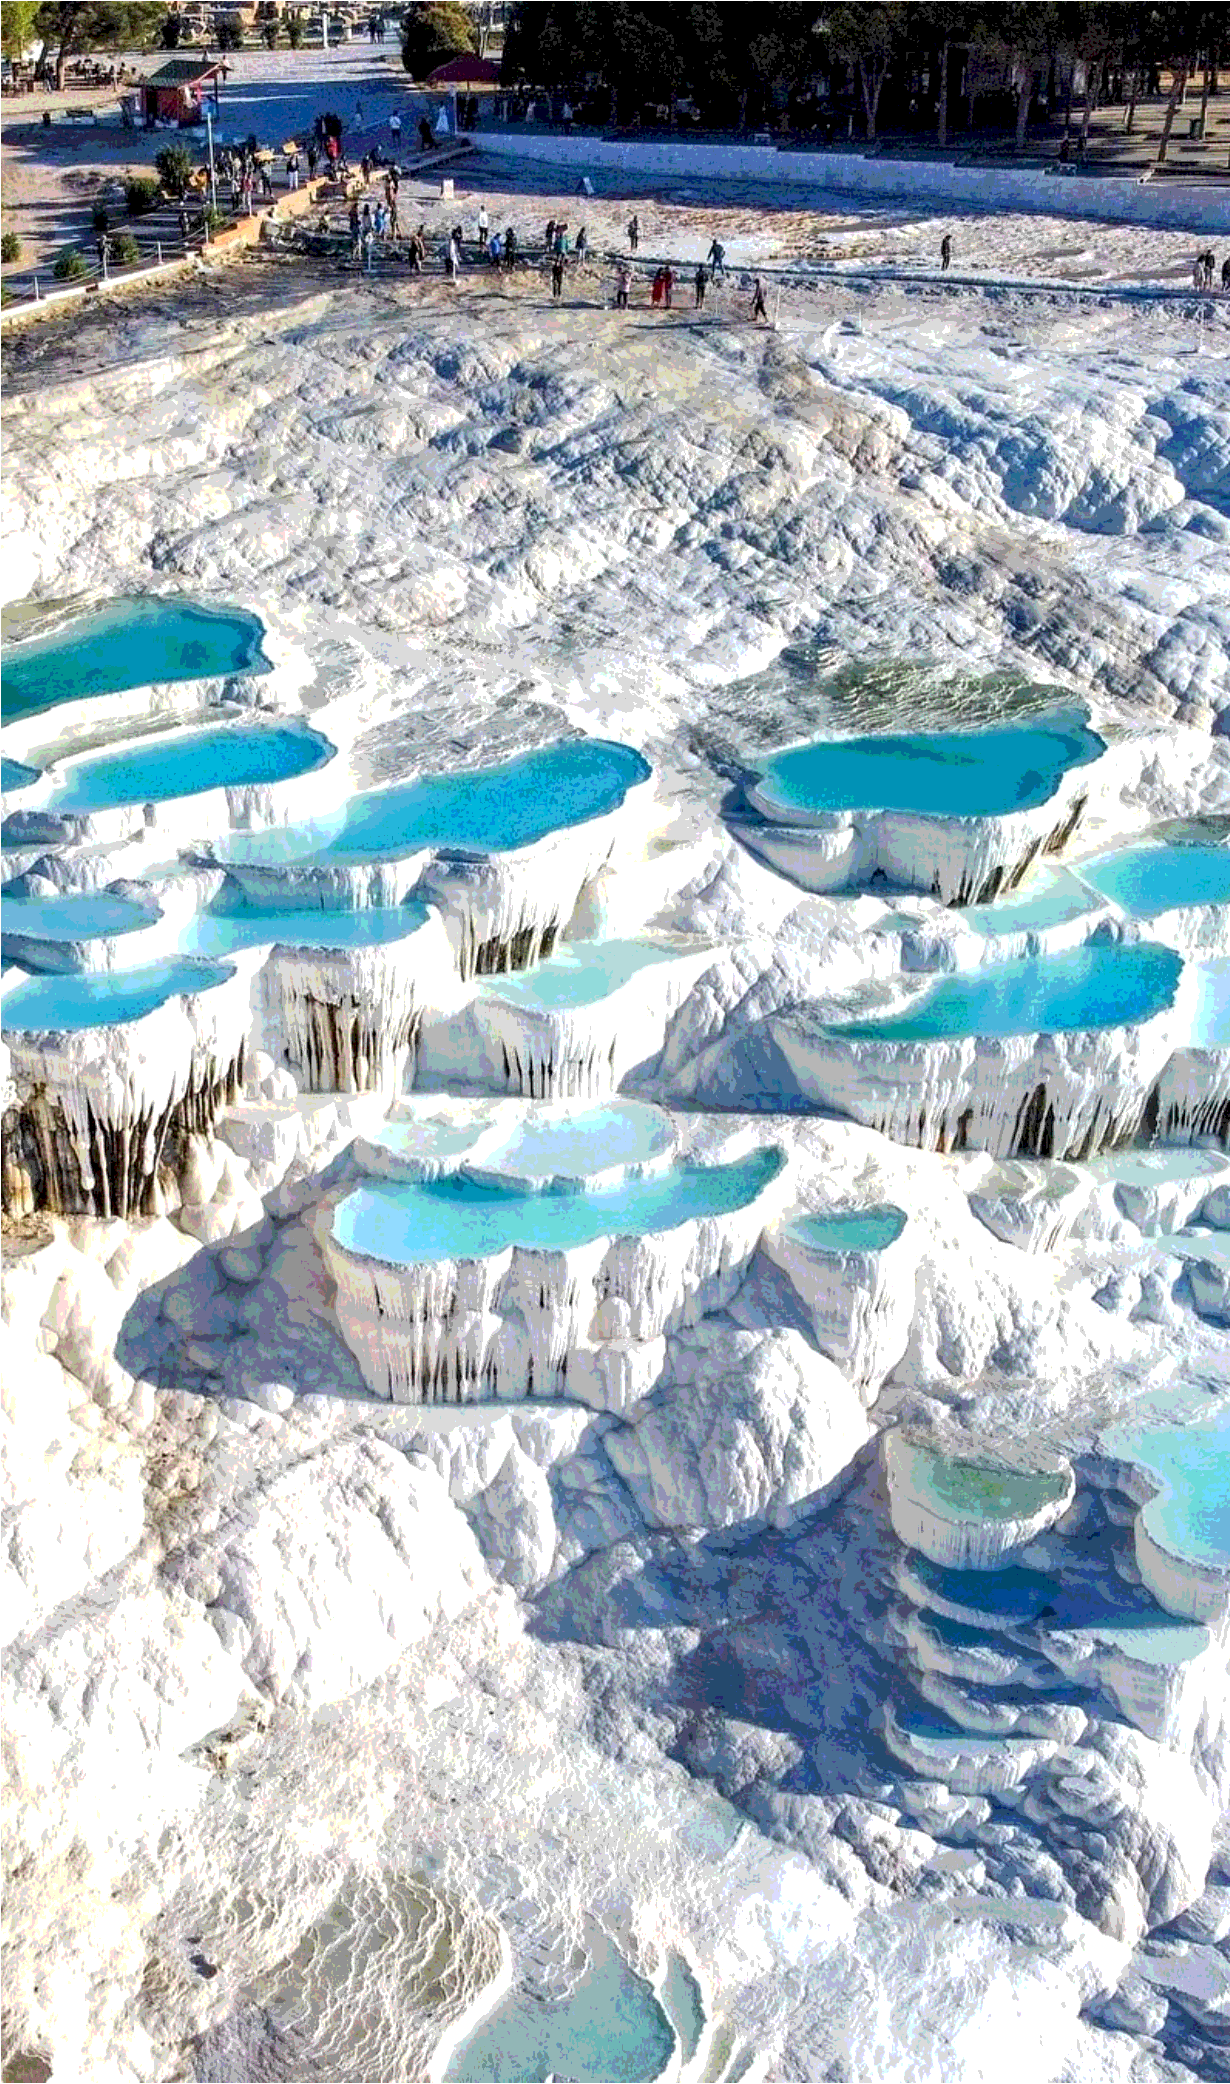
604,1322,872,1531
4,204,1230,2084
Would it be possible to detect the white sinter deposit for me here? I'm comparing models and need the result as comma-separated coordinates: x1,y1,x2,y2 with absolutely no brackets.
2,187,1229,2084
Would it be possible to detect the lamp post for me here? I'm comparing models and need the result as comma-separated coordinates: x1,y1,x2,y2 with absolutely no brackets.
204,100,217,215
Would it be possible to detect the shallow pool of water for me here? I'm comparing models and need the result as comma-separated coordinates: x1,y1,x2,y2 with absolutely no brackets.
1187,958,1230,1048
1,957,235,1032
446,1930,675,2084
1,596,269,723
835,941,1182,1043
1,888,158,949
482,936,694,1010
1076,841,1230,918
44,722,332,813
179,890,430,956
785,1207,907,1253
217,740,650,867
1101,1404,1230,1570
468,1102,676,1188
963,867,1103,939
752,713,1103,821
902,1555,1056,1625
912,1444,1069,1523
332,1147,783,1265
1,757,41,792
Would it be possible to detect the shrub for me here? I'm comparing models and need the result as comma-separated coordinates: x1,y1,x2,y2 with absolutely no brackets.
261,21,278,47
155,144,194,197
110,231,141,265
124,176,161,216
160,13,182,45
53,248,89,281
0,230,21,264
213,16,242,51
286,11,305,47
91,200,110,233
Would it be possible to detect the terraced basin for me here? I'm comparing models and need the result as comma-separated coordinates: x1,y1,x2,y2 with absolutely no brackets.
34,720,333,815
1076,840,1230,919
332,1147,784,1266
1,596,269,723
217,740,651,868
0,956,235,1033
834,942,1183,1043
750,714,1104,822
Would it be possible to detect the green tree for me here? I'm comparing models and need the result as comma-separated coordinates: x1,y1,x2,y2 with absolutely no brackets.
1,230,23,262
34,3,165,87
825,4,906,141
286,10,305,48
155,142,194,193
2,2,41,60
401,1,476,78
160,11,181,46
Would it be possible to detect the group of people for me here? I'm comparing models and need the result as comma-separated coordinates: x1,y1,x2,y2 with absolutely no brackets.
1194,248,1229,290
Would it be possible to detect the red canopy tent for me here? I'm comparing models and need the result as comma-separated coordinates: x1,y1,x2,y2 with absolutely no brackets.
426,55,500,87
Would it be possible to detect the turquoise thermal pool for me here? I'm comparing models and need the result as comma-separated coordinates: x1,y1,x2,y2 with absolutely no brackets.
1186,958,1230,1048
963,867,1103,939
466,1102,676,1186
179,891,430,957
751,713,1104,821
1,888,158,952
1076,841,1230,918
834,941,1183,1043
1101,1404,1230,1570
785,1207,907,1252
901,1556,1056,1626
910,1444,1069,1523
481,936,694,1009
216,740,651,867
331,1147,784,1265
1,596,269,723
364,1101,676,1188
38,722,333,814
446,1929,676,2083
0,958,234,1033
1,758,40,792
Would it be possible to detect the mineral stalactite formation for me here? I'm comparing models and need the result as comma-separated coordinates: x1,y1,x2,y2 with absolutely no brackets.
2,204,1229,2084
2,1046,244,1218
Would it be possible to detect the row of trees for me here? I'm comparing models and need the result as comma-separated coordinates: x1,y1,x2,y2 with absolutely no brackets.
495,4,1228,150
2,4,167,87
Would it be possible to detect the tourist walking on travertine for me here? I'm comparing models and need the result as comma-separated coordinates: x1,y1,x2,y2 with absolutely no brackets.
307,142,319,181
628,213,639,252
388,195,399,238
616,264,631,308
707,238,725,275
478,202,489,246
1223,255,1230,291
503,225,517,270
447,232,461,281
575,226,587,261
551,254,565,299
941,233,952,272
694,264,706,307
286,151,299,190
662,264,674,309
751,275,768,321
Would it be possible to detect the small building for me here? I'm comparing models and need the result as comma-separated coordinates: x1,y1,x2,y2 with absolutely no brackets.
138,58,223,128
